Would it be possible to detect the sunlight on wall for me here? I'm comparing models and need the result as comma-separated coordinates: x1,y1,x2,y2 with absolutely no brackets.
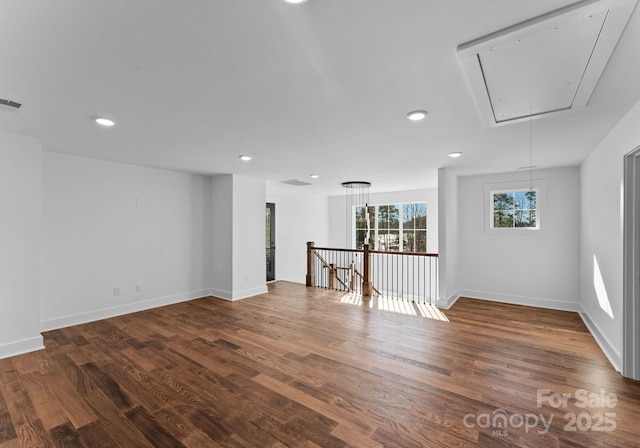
593,254,614,318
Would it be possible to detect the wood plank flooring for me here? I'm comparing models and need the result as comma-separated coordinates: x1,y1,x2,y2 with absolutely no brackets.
1,281,639,447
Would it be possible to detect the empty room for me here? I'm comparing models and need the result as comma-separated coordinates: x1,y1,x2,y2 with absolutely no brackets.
1,0,640,447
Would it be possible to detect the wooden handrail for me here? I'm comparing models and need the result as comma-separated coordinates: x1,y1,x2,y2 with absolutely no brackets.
370,249,438,257
314,251,332,270
311,246,364,254
306,242,438,301
312,245,438,258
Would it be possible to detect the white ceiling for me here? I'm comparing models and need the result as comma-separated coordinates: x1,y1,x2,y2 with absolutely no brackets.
0,0,639,196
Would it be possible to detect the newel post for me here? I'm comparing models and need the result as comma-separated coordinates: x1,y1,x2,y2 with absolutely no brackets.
362,243,372,297
306,241,316,287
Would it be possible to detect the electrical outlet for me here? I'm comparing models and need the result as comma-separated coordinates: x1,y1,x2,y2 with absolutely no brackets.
113,287,121,297
136,284,142,293
246,274,251,282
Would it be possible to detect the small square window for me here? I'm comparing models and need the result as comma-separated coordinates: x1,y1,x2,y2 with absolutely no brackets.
490,188,539,230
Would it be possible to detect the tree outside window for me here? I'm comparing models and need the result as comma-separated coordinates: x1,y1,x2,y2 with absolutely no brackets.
354,202,427,252
491,189,538,229
402,203,427,252
377,205,400,251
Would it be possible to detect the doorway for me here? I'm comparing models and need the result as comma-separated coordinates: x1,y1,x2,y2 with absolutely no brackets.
623,145,640,380
266,203,275,282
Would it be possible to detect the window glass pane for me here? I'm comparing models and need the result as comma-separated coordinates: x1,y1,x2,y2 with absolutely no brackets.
514,191,527,210
390,205,399,229
379,205,399,229
388,230,399,251
513,191,536,210
355,206,366,228
378,231,399,251
493,210,513,228
401,203,426,252
356,229,366,249
403,204,415,229
377,230,388,250
416,230,427,252
524,191,536,209
386,205,399,229
378,205,388,228
402,231,426,252
415,203,426,229
527,210,537,227
403,230,415,252
493,193,513,211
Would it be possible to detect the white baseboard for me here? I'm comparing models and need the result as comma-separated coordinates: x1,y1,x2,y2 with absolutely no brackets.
459,289,581,312
211,285,269,301
209,287,233,301
438,290,461,309
40,289,212,332
579,309,621,373
0,335,44,360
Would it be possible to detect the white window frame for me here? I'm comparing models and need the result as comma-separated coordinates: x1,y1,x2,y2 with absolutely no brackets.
489,187,540,230
352,201,427,252
484,180,547,234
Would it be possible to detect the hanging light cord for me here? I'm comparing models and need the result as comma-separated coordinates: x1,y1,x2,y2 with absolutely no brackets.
529,114,534,191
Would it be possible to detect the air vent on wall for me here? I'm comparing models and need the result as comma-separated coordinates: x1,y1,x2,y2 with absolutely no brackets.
280,179,313,187
457,0,637,126
0,98,23,113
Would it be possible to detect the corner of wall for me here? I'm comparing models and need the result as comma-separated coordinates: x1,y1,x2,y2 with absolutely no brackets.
437,291,460,309
0,336,44,360
579,306,622,372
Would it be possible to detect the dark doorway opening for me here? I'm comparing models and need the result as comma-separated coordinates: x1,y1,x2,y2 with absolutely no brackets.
266,203,275,282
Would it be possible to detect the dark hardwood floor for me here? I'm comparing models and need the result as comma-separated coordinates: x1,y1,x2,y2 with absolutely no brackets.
1,281,639,447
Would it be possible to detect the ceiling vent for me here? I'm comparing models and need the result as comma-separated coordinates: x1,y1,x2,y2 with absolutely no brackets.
457,0,637,126
0,98,23,113
280,179,313,187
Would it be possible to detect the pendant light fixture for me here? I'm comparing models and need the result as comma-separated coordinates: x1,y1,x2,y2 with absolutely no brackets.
342,181,371,249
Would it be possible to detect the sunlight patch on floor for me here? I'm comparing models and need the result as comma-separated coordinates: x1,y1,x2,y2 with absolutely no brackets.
337,293,448,321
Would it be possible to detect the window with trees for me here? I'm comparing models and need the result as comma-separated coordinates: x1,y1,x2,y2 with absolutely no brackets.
490,188,538,229
354,202,427,252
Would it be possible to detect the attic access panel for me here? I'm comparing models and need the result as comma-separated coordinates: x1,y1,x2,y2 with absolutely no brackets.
457,0,637,126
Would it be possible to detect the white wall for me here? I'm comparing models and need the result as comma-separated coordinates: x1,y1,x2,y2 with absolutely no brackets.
41,152,212,330
266,183,329,283
457,167,580,311
0,131,44,357
210,174,233,296
580,98,640,371
328,188,439,253
231,175,268,299
437,168,460,307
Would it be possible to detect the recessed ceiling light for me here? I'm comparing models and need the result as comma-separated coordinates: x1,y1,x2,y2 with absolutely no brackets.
284,0,308,3
406,110,427,121
310,174,319,179
448,152,463,158
93,116,115,127
239,155,252,162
